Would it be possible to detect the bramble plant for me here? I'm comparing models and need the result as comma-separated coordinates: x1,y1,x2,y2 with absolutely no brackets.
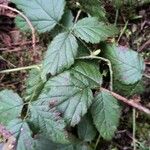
0,0,148,150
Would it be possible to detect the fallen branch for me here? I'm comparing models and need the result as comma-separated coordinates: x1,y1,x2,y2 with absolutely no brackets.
101,88,150,115
0,4,36,55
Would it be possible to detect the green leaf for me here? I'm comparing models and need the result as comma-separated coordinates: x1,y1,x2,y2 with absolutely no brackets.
7,119,34,150
58,143,93,150
42,32,78,77
111,0,150,8
91,91,121,140
71,60,102,88
34,135,58,150
79,0,107,21
62,10,74,28
73,17,118,43
114,80,144,97
0,90,23,125
77,114,97,142
35,136,93,150
102,44,145,84
77,41,90,57
13,0,66,32
50,10,74,37
38,71,93,126
29,100,69,144
24,69,45,102
112,0,123,8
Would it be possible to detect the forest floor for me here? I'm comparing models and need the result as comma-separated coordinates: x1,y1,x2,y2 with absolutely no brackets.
0,0,150,150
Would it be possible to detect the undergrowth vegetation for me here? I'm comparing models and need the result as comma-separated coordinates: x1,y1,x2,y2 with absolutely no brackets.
0,0,149,149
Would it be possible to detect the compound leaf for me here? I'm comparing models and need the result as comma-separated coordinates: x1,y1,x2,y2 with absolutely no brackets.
102,44,145,84
42,32,78,77
38,71,93,126
29,100,69,144
0,90,23,125
13,0,65,32
73,17,118,43
7,119,34,150
71,61,102,88
91,90,121,140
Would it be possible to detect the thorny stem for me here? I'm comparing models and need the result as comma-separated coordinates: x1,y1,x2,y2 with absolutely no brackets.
0,64,41,73
101,88,150,115
133,109,136,150
0,5,36,55
78,55,113,91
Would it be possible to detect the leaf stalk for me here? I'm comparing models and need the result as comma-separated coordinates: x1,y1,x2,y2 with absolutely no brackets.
0,65,41,73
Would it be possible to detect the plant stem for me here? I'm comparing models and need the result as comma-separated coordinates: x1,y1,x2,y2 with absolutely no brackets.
0,64,41,74
23,102,31,119
94,134,101,150
74,10,82,23
114,9,119,26
78,55,113,91
117,20,129,43
133,108,136,150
